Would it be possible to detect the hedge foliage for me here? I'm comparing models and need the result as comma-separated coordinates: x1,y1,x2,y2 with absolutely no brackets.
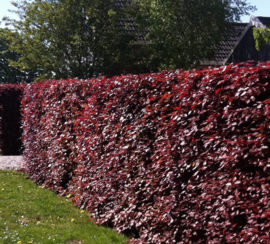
22,62,270,243
0,84,24,155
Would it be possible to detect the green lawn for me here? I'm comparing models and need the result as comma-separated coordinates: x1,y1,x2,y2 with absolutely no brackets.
0,170,128,244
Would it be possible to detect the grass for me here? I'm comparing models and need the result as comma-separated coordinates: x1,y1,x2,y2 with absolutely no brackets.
0,170,128,244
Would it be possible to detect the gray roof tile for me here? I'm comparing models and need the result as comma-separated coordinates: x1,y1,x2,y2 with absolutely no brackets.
213,23,248,62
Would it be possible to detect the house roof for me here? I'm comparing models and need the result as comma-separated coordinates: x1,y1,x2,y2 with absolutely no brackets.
213,23,248,63
117,18,145,41
114,0,145,41
115,0,129,8
257,16,270,28
223,16,270,64
203,16,270,66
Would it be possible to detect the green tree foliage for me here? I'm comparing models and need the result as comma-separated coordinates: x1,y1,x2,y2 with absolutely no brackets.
4,0,139,80
0,28,36,83
3,0,256,79
222,0,257,22
253,27,270,51
132,0,256,71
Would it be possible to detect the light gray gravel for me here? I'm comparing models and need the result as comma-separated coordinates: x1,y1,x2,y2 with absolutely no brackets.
0,156,25,170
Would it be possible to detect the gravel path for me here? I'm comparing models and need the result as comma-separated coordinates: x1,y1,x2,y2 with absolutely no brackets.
0,156,25,170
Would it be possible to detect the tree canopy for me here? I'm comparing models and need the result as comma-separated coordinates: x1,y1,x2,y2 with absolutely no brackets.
133,0,257,71
2,0,256,80
0,28,36,83
4,0,140,81
253,27,270,51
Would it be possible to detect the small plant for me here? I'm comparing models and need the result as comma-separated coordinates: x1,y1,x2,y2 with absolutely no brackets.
253,27,270,51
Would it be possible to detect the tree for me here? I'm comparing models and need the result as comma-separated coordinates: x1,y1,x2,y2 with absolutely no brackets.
3,0,139,81
132,0,257,71
0,28,36,83
222,0,257,22
4,0,256,79
253,27,270,51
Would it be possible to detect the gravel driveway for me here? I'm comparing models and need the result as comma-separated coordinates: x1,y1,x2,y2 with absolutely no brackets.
0,156,25,170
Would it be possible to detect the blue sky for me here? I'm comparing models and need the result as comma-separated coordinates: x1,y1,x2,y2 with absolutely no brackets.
241,0,270,22
0,0,17,28
0,0,269,27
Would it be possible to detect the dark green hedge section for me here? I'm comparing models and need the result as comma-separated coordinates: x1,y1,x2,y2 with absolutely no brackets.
20,62,270,243
0,84,24,155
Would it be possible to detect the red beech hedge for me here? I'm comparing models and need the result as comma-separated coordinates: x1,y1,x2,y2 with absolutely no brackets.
0,84,24,155
22,62,270,243
21,80,90,190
